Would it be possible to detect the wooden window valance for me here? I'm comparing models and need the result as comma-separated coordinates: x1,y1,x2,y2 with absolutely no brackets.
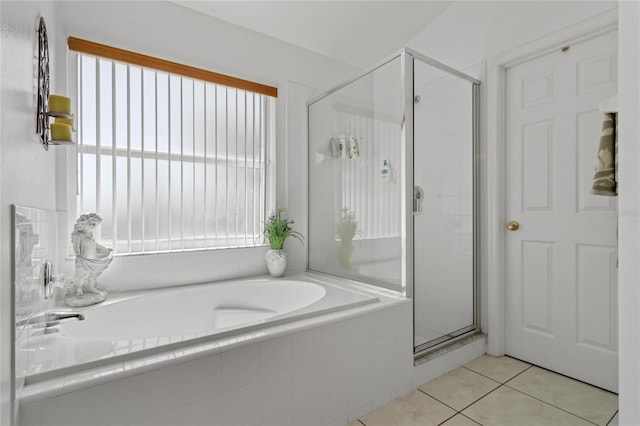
67,36,278,98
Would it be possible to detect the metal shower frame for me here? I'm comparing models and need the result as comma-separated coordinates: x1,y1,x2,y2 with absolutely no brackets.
307,47,482,359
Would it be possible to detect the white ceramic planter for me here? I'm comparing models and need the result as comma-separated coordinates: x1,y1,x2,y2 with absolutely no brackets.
265,249,287,277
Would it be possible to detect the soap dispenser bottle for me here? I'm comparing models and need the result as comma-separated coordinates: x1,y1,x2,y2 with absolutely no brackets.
380,160,391,181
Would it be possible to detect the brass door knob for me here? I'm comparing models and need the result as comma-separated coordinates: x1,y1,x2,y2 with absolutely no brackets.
506,221,520,231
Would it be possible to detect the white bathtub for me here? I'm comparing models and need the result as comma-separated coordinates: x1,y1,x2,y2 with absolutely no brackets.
24,275,378,380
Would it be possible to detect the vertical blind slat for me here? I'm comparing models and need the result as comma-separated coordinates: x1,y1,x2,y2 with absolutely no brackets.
167,74,172,251
112,62,118,250
154,71,159,252
78,57,84,208
235,90,239,245
141,67,146,252
252,93,257,240
225,87,229,246
180,77,184,250
95,58,102,217
244,92,248,247
203,83,208,249
214,85,218,245
126,65,132,253
233,90,240,245
259,97,265,232
192,79,196,248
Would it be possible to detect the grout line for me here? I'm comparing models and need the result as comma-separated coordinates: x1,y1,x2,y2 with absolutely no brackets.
459,412,483,425
501,364,533,384
461,364,519,384
416,387,460,412
356,419,367,426
457,383,507,413
418,380,504,415
434,411,484,426
505,364,616,425
606,410,619,426
519,364,618,396
503,384,600,425
437,412,459,425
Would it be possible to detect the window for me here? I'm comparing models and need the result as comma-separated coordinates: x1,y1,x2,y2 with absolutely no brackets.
70,38,276,255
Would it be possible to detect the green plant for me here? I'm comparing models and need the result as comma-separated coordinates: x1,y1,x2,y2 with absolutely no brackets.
336,208,360,243
336,208,360,269
264,207,304,250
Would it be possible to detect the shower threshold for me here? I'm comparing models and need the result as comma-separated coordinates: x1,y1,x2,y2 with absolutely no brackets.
414,330,486,366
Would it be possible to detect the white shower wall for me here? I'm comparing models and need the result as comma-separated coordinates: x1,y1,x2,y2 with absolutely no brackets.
335,110,402,241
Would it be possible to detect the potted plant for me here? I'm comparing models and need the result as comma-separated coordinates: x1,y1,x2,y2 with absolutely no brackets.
263,207,303,277
336,208,360,269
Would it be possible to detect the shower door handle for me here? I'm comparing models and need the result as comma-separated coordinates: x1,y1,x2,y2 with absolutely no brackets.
414,186,424,214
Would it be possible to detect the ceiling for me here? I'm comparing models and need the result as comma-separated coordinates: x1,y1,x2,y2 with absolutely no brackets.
171,1,453,68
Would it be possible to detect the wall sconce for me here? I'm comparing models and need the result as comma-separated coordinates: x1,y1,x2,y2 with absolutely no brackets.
36,17,74,150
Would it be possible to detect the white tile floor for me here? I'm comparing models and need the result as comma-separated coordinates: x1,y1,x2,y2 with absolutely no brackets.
350,355,618,426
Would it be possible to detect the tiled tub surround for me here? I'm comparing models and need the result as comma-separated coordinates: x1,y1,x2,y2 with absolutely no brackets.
19,274,486,426
22,275,377,378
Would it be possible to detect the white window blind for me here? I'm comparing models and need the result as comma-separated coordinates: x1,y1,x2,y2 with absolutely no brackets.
75,53,274,255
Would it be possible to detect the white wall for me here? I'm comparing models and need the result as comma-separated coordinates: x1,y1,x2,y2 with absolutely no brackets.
0,2,58,423
47,1,358,290
408,1,617,72
407,0,618,340
1,0,358,422
284,81,320,273
617,3,640,424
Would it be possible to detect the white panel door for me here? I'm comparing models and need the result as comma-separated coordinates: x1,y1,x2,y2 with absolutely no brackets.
505,30,618,392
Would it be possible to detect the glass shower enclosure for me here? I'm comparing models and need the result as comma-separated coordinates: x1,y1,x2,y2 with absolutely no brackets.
307,49,480,356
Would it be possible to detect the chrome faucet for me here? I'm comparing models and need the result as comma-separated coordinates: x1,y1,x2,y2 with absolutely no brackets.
15,311,85,328
47,312,85,321
46,311,84,327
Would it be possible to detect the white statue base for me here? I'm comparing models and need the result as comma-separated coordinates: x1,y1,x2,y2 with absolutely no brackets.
65,291,107,307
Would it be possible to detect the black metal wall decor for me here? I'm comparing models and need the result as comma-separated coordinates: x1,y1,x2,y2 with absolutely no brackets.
36,17,50,150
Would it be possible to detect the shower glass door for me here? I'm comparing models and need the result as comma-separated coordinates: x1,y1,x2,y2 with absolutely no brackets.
412,56,479,353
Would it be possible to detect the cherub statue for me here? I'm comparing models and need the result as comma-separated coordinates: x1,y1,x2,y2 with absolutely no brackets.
67,213,112,303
